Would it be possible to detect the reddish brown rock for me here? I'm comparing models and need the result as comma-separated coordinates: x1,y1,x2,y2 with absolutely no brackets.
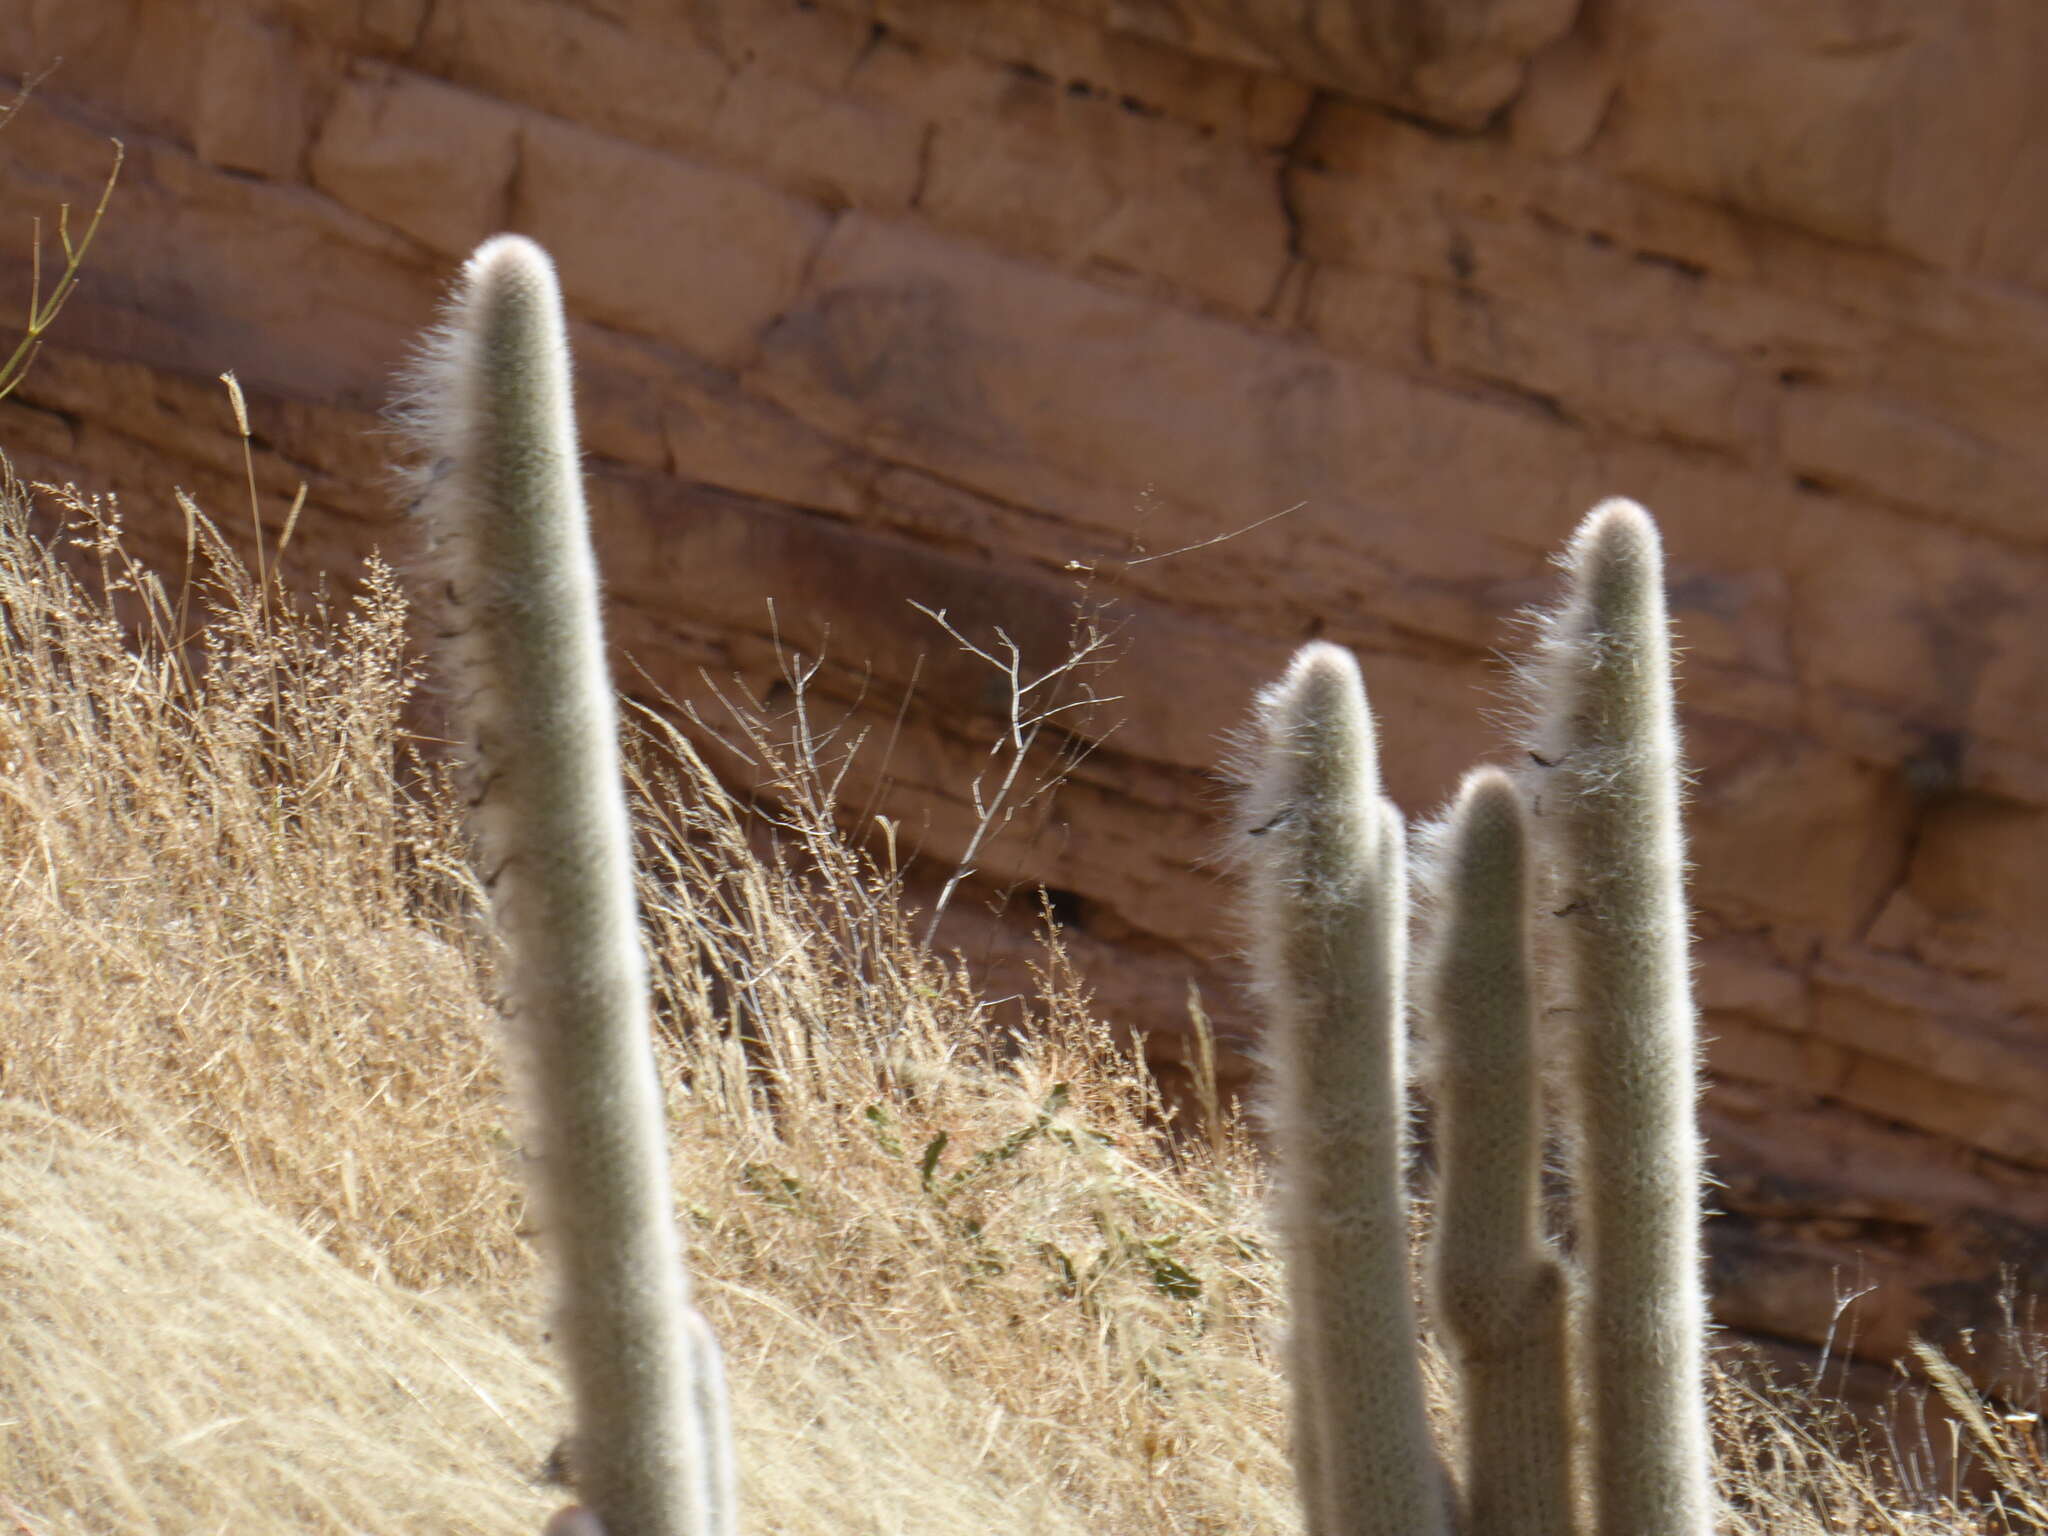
5,0,2048,1393
1175,0,1580,127
309,65,520,258
1591,3,2048,278
514,115,832,368
193,13,313,181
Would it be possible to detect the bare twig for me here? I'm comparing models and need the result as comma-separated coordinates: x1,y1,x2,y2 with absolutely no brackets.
907,596,1122,945
0,136,122,402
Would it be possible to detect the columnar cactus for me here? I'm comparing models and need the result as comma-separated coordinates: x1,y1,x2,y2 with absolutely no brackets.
1521,500,1711,1536
1243,500,1710,1536
1423,768,1576,1536
396,229,1703,1536
407,234,736,1536
1242,642,1450,1536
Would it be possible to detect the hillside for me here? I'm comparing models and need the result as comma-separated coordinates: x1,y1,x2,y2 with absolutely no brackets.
0,464,2035,1533
3,0,2047,1399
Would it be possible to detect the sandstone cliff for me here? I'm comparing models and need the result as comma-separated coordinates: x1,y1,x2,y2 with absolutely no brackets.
3,0,2046,1390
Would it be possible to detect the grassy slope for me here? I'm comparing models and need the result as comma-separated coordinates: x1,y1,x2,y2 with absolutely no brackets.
0,465,2030,1533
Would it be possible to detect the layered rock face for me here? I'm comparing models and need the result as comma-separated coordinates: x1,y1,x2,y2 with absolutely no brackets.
3,0,2046,1388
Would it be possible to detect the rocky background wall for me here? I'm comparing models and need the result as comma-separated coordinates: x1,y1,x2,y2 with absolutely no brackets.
4,0,2046,1395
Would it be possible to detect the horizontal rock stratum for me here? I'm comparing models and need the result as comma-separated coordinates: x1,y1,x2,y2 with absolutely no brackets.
4,0,2047,1393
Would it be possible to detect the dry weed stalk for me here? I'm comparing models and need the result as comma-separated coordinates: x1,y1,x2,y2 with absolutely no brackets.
0,84,122,403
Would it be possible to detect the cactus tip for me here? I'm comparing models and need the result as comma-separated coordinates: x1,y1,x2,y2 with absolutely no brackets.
1250,640,1381,815
461,232,560,301
1451,765,1522,844
1563,498,1663,613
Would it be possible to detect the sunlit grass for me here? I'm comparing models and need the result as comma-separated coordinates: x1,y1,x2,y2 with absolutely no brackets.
0,461,2034,1533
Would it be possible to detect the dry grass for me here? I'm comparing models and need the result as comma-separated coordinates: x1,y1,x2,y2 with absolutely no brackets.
0,457,2038,1533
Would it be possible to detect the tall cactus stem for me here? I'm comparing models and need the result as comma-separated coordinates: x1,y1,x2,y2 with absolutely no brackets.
1424,767,1578,1536
1244,641,1450,1536
407,234,735,1536
1522,499,1712,1536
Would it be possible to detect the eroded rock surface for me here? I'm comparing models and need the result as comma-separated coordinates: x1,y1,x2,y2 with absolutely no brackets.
3,0,2046,1387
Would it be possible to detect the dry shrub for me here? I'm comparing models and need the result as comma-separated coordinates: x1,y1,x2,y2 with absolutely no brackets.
0,463,1295,1531
0,460,2038,1533
0,471,521,1293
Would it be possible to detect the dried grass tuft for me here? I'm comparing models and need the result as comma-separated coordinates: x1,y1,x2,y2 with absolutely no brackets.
0,462,2037,1533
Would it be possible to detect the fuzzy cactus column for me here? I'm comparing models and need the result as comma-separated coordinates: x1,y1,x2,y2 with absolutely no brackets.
1424,768,1576,1536
1523,500,1712,1536
1242,642,1450,1536
407,235,736,1536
